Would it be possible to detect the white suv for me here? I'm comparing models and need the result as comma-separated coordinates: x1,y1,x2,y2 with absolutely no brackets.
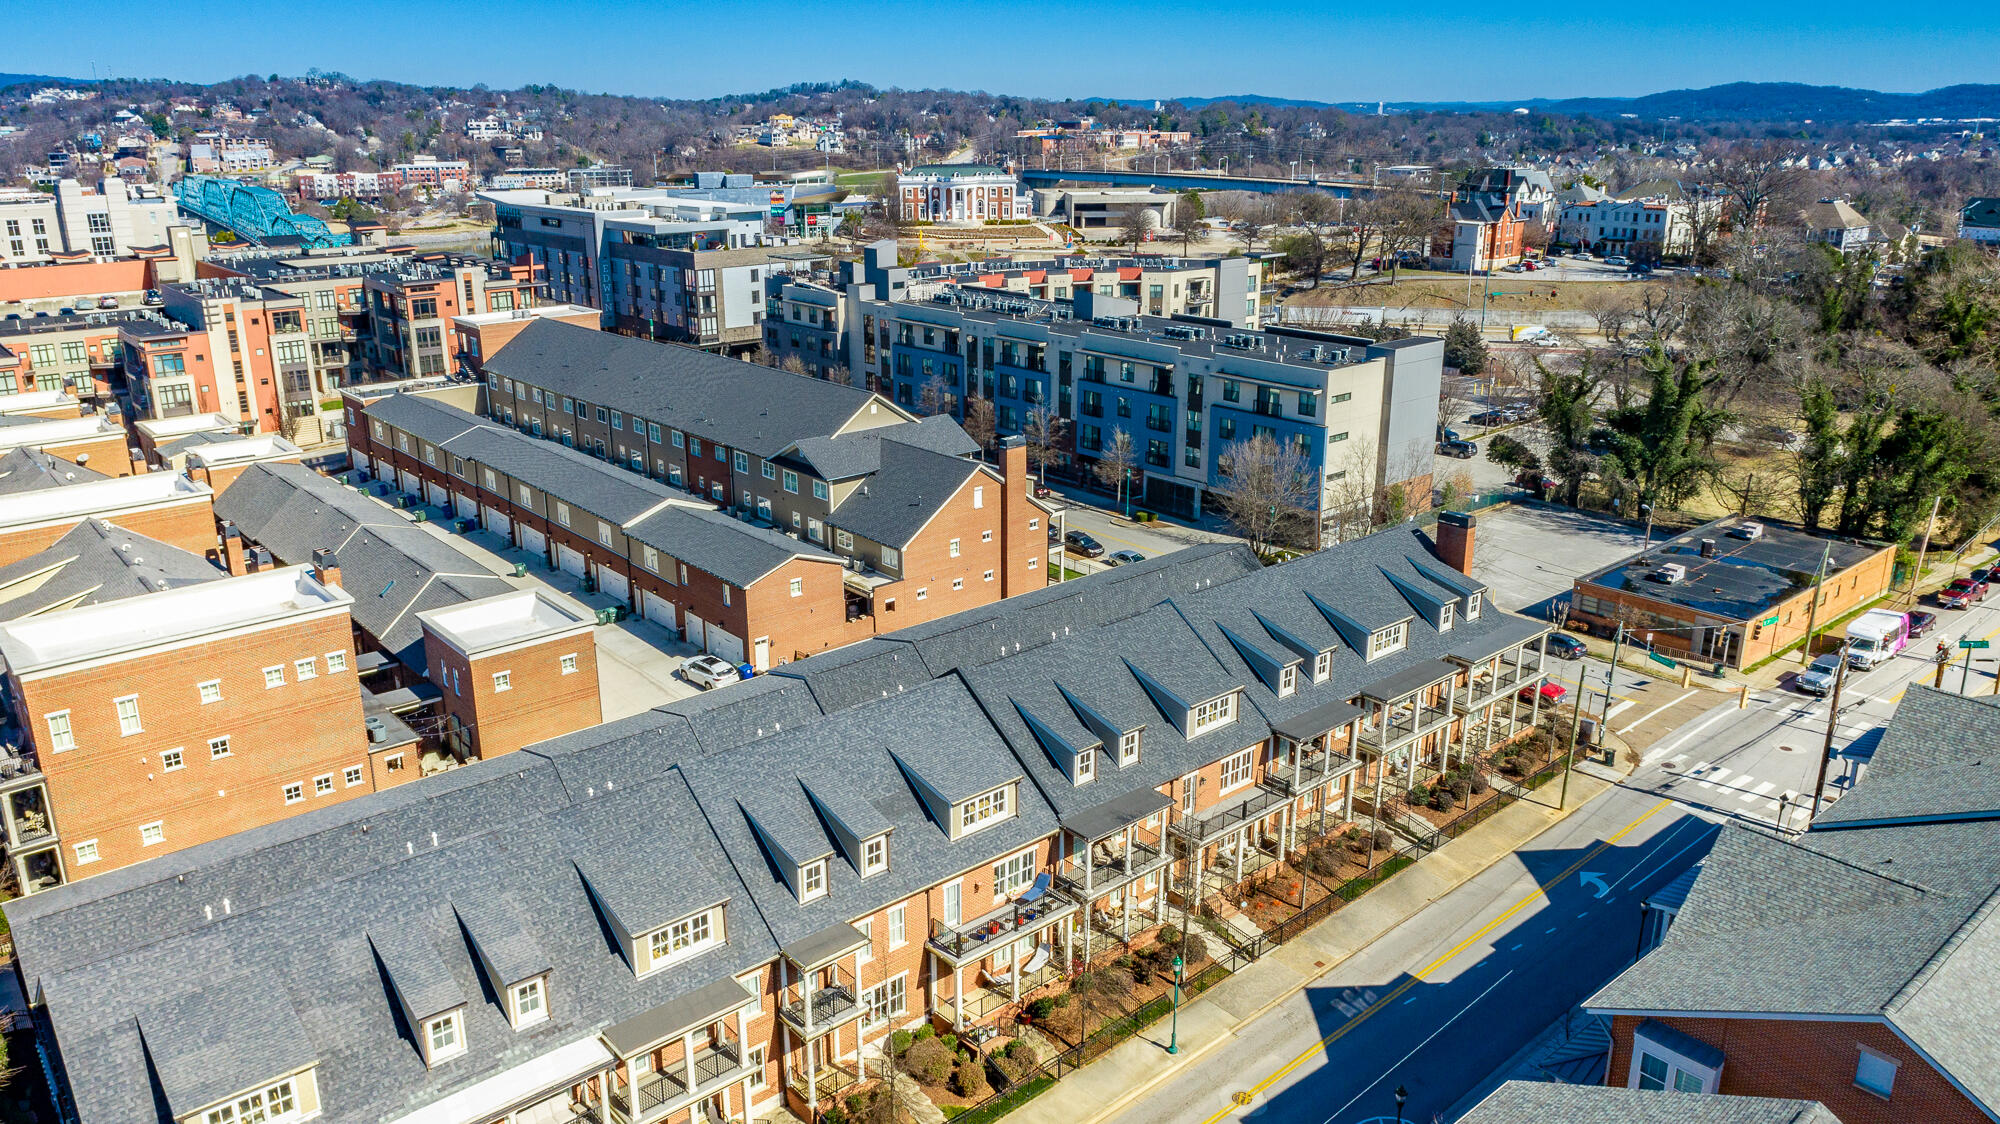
681,654,741,690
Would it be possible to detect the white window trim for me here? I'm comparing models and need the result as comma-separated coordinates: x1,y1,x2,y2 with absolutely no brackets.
1190,692,1237,735
799,859,828,901
510,976,550,1028
861,834,889,877
957,785,1011,836
1118,729,1141,765
114,694,142,736
426,1009,467,1062
1217,747,1255,794
645,906,724,971
1627,1027,1720,1093
198,679,223,704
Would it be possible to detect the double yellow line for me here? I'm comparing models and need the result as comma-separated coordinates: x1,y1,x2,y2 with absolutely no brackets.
1196,798,1673,1124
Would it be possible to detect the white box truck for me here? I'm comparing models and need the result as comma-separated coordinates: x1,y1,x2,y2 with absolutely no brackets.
1846,609,1911,670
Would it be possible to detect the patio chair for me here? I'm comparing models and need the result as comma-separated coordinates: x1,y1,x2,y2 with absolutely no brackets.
982,966,1014,991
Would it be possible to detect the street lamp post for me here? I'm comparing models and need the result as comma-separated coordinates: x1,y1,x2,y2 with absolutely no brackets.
1167,955,1185,1054
1394,1085,1409,1124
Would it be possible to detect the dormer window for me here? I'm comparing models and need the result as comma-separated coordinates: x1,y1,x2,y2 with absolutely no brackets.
424,1009,466,1063
1278,665,1298,697
1313,651,1332,682
1118,729,1141,765
509,977,548,1028
957,785,1011,835
200,1077,308,1124
644,906,723,971
1367,623,1409,660
1190,692,1237,735
861,835,888,876
1074,748,1096,786
800,859,828,901
1438,602,1455,632
1466,593,1482,620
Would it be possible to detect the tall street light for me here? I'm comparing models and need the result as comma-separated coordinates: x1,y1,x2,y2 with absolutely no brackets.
1167,955,1185,1054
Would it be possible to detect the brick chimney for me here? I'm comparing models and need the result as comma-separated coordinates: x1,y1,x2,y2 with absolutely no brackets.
221,521,247,576
996,435,1032,596
129,446,149,475
1435,510,1476,575
311,547,342,591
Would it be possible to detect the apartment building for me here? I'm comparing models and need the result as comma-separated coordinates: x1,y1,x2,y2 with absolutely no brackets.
473,319,1049,639
571,165,636,190
419,590,601,759
391,156,473,191
848,265,1440,536
3,521,1555,1124
1586,686,2000,1123
0,178,190,264
188,135,274,174
0,309,180,401
0,561,374,891
361,254,543,380
295,170,403,200
452,303,603,378
897,164,1029,224
0,471,214,566
181,433,307,491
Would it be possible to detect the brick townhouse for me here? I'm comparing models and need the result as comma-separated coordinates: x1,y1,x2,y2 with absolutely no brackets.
0,414,139,480
1586,685,2000,1123
349,327,1047,664
0,470,214,567
419,590,601,760
0,556,378,892
5,520,1560,1124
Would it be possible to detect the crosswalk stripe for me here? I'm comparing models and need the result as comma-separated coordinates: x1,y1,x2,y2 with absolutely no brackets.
1749,781,1777,796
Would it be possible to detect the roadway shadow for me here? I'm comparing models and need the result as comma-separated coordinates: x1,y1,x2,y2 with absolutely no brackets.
1238,818,1713,1124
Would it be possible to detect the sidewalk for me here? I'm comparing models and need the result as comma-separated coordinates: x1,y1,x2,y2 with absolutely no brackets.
1006,765,1623,1124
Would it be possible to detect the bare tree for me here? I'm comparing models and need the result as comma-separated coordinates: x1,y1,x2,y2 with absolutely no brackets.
1581,288,1633,347
962,397,996,450
1322,436,1379,544
1093,426,1136,512
1713,142,1809,242
1021,404,1069,482
917,372,954,417
1214,194,1273,254
1375,188,1442,281
1118,203,1151,252
1170,190,1206,254
1212,433,1317,553
1341,191,1390,281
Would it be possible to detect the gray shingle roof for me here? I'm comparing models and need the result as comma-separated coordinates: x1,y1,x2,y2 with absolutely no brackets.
826,440,983,548
785,415,981,482
1460,1082,1839,1124
370,924,467,1022
136,970,317,1120
627,504,841,589
0,518,223,621
214,463,517,670
1811,686,2000,828
482,319,894,458
0,446,110,495
1587,694,2000,1113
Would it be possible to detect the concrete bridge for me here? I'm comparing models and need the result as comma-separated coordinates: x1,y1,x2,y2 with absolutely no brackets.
1017,167,1378,197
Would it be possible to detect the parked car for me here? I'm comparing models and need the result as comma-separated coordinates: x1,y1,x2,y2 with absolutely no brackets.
1950,577,1986,605
96,296,118,309
1063,530,1105,558
1572,250,1593,260
1437,439,1478,459
1796,653,1842,696
1520,681,1567,705
1468,409,1507,426
1503,263,1526,273
1106,549,1147,566
1516,470,1559,492
1545,633,1588,660
1437,425,1462,443
1973,568,1996,590
143,288,162,305
1604,256,1632,267
680,654,740,690
1939,581,1978,610
1907,610,1938,639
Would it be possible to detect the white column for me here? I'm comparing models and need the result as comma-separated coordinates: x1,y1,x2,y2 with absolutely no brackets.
953,964,965,1029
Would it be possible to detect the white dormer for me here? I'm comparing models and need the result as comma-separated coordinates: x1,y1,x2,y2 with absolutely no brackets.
1189,691,1238,736
1277,664,1299,697
799,858,829,902
507,976,549,1029
1465,592,1482,620
1073,747,1096,786
860,833,889,876
1438,602,1455,632
1313,650,1333,682
1367,622,1409,661
1117,728,1142,766
422,1006,468,1066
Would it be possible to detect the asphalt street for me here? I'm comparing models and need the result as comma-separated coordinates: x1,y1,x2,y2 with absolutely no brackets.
1109,784,1718,1124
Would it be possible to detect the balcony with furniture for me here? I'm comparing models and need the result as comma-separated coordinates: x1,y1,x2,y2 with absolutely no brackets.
1055,788,1173,902
930,872,1078,966
601,977,761,1124
1355,661,1461,758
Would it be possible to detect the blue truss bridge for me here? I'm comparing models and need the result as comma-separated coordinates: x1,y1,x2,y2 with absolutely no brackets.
174,175,352,249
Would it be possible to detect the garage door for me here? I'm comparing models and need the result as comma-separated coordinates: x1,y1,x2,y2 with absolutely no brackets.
518,524,547,557
426,481,449,508
399,468,420,495
455,492,478,519
642,590,677,629
483,506,511,538
557,543,587,578
707,627,746,665
685,611,707,652
373,456,393,481
597,564,630,603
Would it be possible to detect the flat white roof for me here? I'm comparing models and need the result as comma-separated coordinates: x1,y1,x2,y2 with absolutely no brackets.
0,471,209,530
452,304,599,328
418,589,593,657
0,563,351,675
185,434,303,468
0,415,119,453
0,390,76,415
135,413,235,440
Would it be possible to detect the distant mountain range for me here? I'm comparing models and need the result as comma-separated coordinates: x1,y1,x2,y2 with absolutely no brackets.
1159,83,2000,122
0,73,80,90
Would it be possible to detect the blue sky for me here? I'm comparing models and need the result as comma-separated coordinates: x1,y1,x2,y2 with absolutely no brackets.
15,0,1993,103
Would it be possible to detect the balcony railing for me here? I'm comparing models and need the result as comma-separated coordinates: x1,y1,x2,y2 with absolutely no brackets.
1055,836,1168,899
788,1063,860,1104
1265,746,1352,795
1461,657,1542,710
930,880,1079,963
611,1041,748,1124
777,981,859,1034
1172,779,1291,846
1356,697,1457,755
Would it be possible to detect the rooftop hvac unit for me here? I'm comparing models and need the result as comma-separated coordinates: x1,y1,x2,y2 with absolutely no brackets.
1653,563,1687,585
1732,522,1765,541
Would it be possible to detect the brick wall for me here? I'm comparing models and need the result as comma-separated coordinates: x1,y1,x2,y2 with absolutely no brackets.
440,636,601,759
1607,1013,1987,1124
0,495,216,568
13,611,370,879
43,432,136,477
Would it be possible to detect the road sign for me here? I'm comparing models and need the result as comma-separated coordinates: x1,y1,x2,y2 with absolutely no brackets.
1647,651,1677,668
1760,614,1780,627
1962,639,1991,650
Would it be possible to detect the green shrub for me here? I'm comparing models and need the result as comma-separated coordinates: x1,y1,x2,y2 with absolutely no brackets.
905,1037,954,1085
988,1044,1038,1089
1470,770,1491,795
939,1033,960,1054
1408,782,1431,807
1024,994,1068,1020
1154,924,1182,948
1005,1038,1039,1066
890,1028,914,1056
913,1024,937,1041
951,1056,992,1097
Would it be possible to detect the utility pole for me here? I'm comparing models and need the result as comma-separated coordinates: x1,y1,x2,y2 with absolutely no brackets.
1911,493,1943,601
1560,624,1618,809
1812,645,1848,817
1798,542,1833,667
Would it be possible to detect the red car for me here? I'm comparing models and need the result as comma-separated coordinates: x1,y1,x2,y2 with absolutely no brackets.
1519,681,1567,705
1941,578,1982,609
